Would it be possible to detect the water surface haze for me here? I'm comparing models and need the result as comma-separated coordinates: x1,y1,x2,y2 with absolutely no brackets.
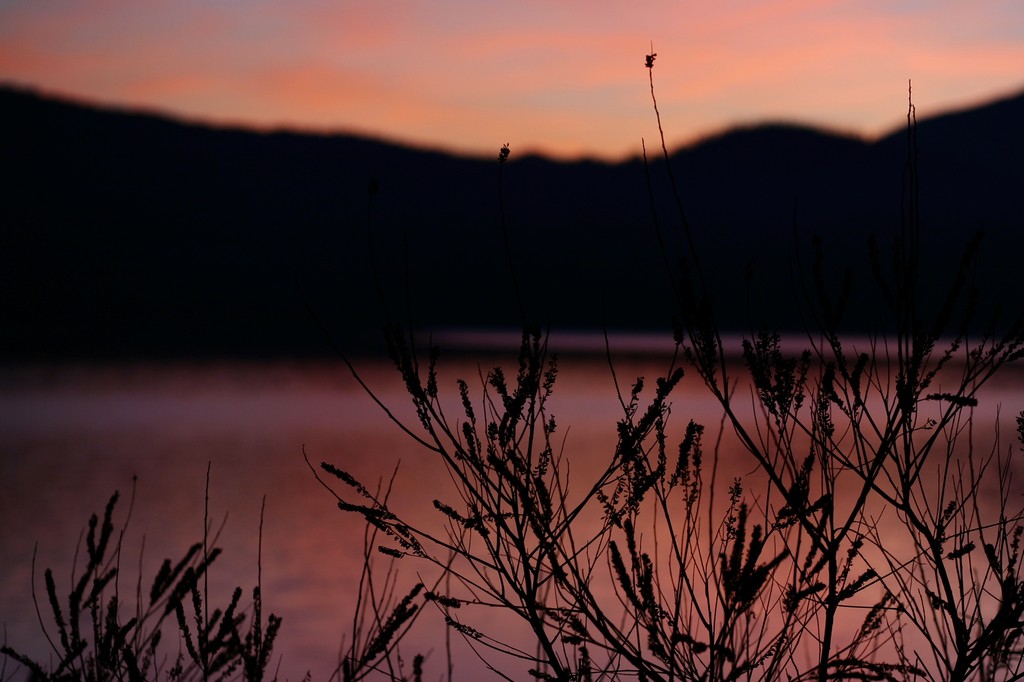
3,335,1023,679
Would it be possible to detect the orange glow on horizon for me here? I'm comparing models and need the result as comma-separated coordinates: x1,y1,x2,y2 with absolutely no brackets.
1,1,1022,160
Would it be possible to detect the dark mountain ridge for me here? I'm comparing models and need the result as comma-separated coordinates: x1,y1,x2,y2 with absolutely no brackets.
2,85,1022,360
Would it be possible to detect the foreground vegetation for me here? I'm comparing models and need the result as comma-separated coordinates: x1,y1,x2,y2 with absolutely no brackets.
314,56,1024,681
5,54,1024,681
1,469,281,682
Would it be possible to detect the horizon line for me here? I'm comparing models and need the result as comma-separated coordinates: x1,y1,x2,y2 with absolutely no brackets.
5,79,1023,164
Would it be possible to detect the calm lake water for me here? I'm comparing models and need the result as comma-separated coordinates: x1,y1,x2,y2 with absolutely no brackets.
3,335,1023,680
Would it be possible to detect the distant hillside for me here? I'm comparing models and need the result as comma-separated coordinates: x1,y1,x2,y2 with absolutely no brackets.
2,85,1022,360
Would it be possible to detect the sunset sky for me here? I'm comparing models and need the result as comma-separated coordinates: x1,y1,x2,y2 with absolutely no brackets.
1,1,1022,160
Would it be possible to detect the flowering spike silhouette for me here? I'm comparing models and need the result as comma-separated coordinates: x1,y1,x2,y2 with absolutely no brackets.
645,44,657,69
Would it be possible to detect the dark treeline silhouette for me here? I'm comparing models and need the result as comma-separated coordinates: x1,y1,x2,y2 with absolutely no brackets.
2,85,1022,360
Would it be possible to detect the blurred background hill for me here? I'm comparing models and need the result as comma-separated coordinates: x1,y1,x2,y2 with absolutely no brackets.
2,85,1022,360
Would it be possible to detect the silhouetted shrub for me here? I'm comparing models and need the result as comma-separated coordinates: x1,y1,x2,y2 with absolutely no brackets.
316,57,1024,681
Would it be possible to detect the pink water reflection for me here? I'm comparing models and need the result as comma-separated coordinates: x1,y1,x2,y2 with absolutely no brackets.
2,351,1022,679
